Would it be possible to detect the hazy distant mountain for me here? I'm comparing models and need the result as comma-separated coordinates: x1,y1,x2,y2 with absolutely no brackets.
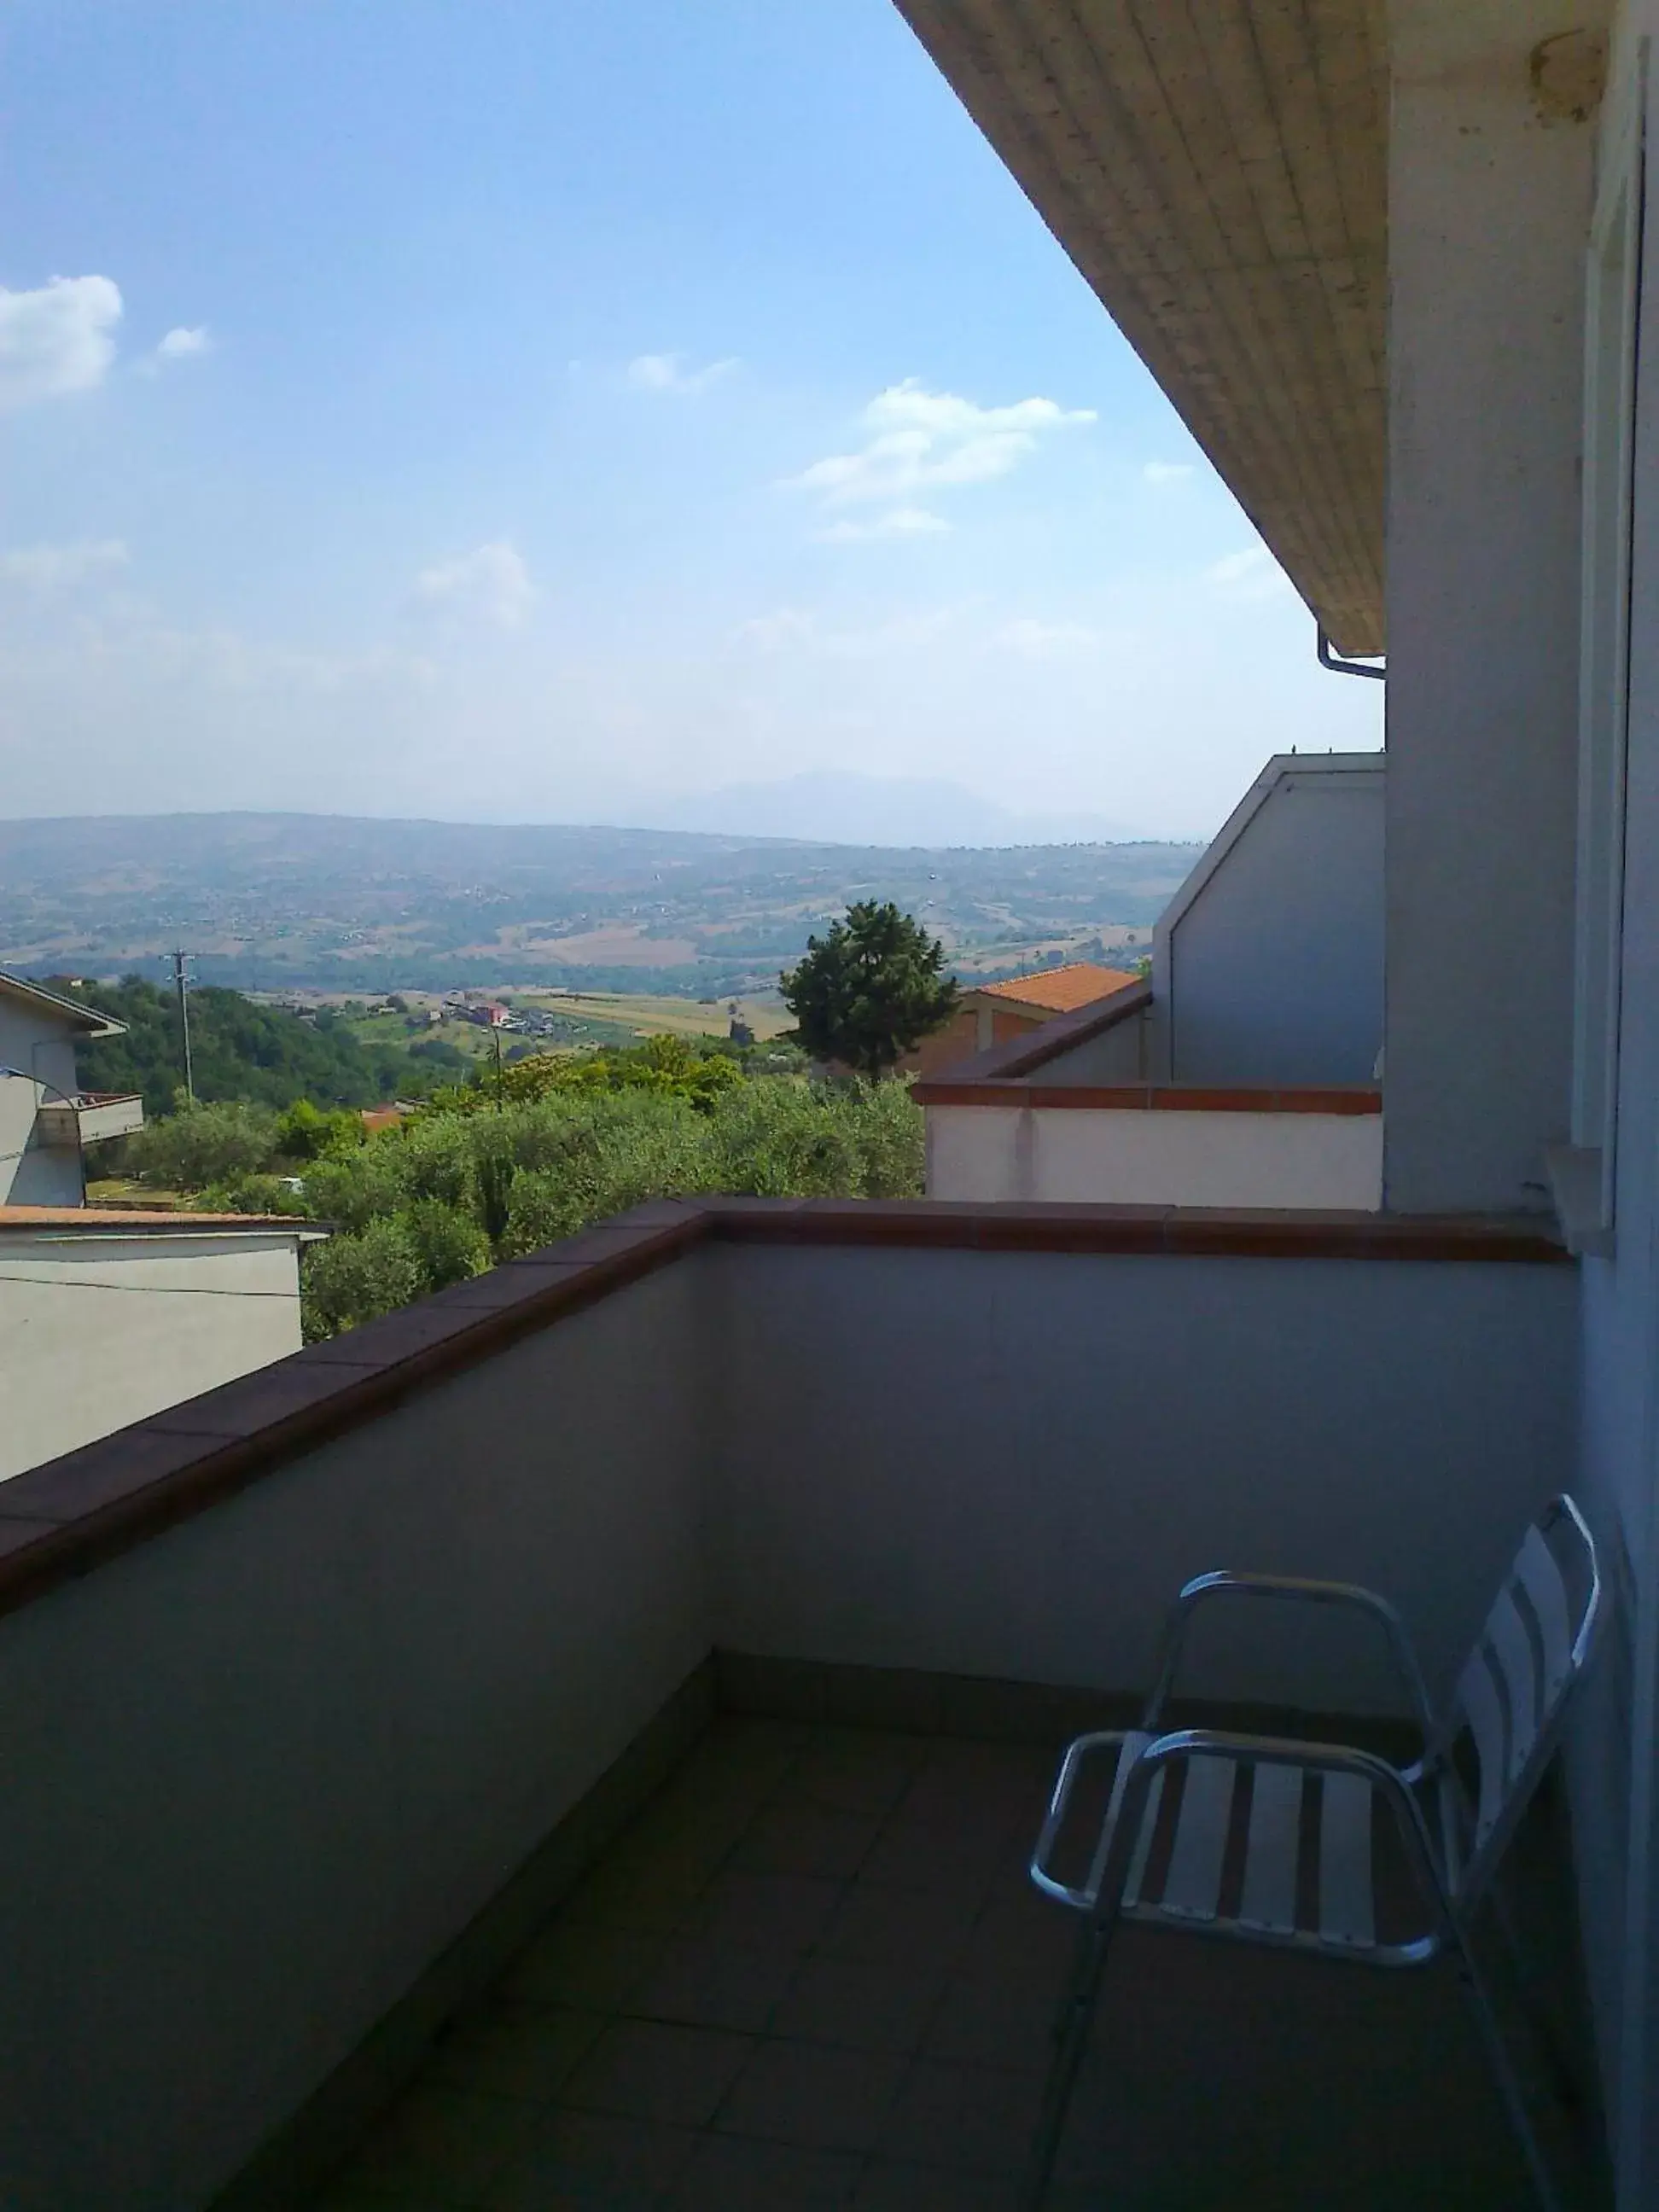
0,810,1199,998
645,772,1146,848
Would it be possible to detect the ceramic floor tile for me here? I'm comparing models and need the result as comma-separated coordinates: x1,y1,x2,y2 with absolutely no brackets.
850,2159,1025,2210
791,1733,922,1819
629,1930,800,2033
876,2058,1045,2175
560,2018,754,2129
500,1920,665,2011
731,1796,882,1881
326,2081,538,2202
485,2109,696,2210
819,1878,978,1970
426,2001,607,2102
920,1968,1059,2072
716,2039,908,2153
690,1869,845,1954
662,2130,861,2209
771,1953,946,2054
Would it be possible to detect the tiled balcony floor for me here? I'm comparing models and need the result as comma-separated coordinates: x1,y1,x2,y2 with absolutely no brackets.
312,1715,1571,2209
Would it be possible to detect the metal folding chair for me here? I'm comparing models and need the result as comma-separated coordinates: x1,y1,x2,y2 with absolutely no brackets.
1025,1495,1605,2211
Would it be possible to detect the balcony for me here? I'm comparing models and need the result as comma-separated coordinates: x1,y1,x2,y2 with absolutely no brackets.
33,1089,146,1147
0,1198,1600,2208
920,1081,1384,1210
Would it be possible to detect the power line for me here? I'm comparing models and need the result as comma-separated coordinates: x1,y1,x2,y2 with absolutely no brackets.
0,1270,301,1299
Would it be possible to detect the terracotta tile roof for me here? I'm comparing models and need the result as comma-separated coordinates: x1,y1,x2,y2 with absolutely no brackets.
972,962,1142,1015
360,1106,410,1135
0,1207,315,1230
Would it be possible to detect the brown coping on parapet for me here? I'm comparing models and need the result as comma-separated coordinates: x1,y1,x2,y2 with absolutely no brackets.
0,1196,1569,1623
909,1081,1384,1113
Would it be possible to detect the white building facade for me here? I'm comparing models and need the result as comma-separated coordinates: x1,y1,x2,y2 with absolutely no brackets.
0,975,143,1206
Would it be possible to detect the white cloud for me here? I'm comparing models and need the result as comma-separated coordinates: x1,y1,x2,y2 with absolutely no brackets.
788,380,1095,513
142,325,213,377
410,541,536,631
0,275,122,410
1142,461,1195,485
157,325,210,359
995,618,1100,659
818,505,950,544
0,539,130,590
1208,544,1294,601
626,352,737,394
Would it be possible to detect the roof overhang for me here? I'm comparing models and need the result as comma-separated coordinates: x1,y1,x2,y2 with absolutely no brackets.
894,0,1388,656
0,972,126,1039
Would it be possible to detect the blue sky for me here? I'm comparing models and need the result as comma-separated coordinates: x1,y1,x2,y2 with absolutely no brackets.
0,0,1381,840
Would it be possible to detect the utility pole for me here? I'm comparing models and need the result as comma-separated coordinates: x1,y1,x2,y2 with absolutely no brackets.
492,1019,504,1110
171,950,195,1103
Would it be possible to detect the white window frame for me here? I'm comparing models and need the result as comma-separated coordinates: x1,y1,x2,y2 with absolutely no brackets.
1572,61,1645,1237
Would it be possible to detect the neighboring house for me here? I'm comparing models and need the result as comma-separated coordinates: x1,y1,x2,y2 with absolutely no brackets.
20,14,1659,2210
0,1208,327,1481
0,972,144,1206
905,959,1141,1076
918,755,1384,1205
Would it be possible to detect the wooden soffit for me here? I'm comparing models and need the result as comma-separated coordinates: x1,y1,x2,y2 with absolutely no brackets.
895,0,1388,657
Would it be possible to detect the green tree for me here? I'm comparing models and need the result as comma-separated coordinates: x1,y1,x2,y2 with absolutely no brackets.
274,1097,364,1161
125,1097,280,1190
780,900,958,1077
301,1217,423,1339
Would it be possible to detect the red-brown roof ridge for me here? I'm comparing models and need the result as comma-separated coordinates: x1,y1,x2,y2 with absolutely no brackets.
973,961,1142,1014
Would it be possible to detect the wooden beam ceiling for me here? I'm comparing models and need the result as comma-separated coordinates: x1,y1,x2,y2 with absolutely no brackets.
895,0,1389,656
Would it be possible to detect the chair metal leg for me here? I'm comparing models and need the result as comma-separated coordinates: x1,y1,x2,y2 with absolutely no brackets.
1022,1910,1120,2212
1450,1921,1565,2212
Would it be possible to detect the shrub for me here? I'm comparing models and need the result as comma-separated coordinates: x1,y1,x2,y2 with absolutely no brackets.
125,1098,280,1191
198,1172,311,1217
301,1216,422,1339
274,1097,364,1161
402,1198,492,1290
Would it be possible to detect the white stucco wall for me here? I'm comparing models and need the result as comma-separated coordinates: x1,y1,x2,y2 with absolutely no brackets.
1018,1009,1149,1084
1569,4,1659,2198
1150,756,1383,1086
1384,3,1595,1213
0,1010,83,1206
709,1243,1576,1720
926,1104,1383,1209
0,1233,309,1480
0,1259,711,2212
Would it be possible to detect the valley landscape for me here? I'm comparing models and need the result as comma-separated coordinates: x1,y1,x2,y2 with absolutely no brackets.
0,810,1201,1003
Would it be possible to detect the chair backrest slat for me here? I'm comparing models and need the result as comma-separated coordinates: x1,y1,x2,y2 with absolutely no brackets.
1159,1755,1234,1921
1458,1648,1507,1846
1445,1497,1604,1899
1319,1773,1375,1947
1238,1762,1301,1936
1486,1587,1539,1779
1123,1770,1165,1906
1516,1524,1573,1694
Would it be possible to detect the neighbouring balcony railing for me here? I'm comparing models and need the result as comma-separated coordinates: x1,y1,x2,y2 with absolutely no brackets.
34,1090,146,1148
0,1197,1575,2209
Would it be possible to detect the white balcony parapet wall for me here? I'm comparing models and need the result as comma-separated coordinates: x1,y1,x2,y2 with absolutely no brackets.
0,1254,712,2212
0,1206,1573,2208
36,1091,145,1147
0,1227,314,1480
926,1100,1384,1208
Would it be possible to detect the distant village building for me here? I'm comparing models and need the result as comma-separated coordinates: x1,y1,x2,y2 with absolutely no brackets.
902,961,1141,1080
